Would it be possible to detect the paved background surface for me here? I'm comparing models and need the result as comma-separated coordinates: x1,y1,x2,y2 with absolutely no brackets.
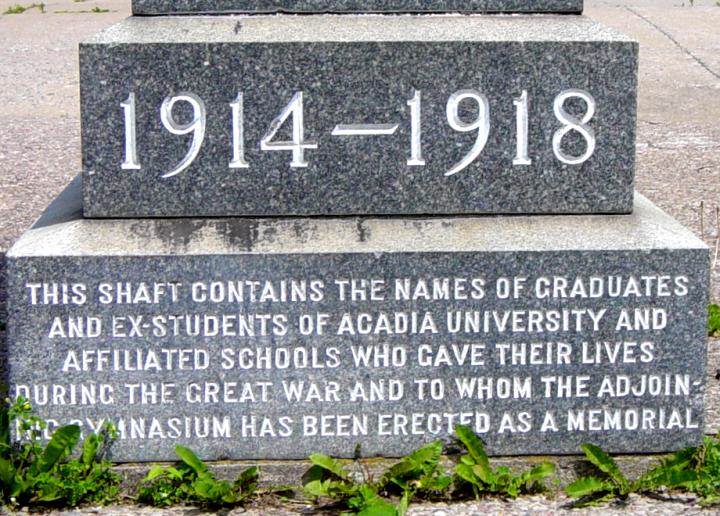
0,1,719,512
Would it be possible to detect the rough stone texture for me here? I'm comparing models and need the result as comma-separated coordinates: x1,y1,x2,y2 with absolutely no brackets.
132,0,584,15
80,14,637,217
5,178,709,462
407,495,715,516
705,337,720,435
45,493,720,515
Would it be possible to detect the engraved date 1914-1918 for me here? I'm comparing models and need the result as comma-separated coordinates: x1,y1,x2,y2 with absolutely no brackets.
119,89,596,178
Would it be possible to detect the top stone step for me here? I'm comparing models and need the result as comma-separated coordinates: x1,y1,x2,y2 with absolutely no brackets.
132,0,583,15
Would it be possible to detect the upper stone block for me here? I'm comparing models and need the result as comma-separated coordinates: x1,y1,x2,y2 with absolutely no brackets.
132,0,583,15
80,15,637,217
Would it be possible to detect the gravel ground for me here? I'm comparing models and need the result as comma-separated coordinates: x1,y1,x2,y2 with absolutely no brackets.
1,0,719,513
408,494,715,515
29,493,718,515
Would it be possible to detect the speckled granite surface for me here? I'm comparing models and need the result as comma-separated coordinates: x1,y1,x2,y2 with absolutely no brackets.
5,179,709,461
80,14,637,217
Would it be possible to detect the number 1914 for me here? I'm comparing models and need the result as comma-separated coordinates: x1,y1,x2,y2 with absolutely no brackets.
120,89,596,178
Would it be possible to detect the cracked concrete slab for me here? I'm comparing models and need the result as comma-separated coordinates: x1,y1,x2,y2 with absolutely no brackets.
587,0,720,305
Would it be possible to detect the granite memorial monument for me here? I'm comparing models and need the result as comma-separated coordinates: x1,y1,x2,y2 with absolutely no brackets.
4,0,710,462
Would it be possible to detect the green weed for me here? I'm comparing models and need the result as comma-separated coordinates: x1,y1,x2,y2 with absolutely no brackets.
709,303,720,337
137,445,258,508
0,398,119,508
453,425,554,499
566,443,695,507
668,436,720,505
303,440,449,515
302,453,401,515
378,440,452,504
3,3,44,14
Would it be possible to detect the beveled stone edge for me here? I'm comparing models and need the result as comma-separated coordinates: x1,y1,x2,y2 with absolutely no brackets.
83,14,634,45
112,452,686,493
6,176,708,259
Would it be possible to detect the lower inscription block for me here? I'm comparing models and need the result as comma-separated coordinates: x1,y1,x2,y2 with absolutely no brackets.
5,179,709,462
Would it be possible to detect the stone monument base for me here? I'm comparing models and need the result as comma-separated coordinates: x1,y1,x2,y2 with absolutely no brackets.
5,177,709,462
